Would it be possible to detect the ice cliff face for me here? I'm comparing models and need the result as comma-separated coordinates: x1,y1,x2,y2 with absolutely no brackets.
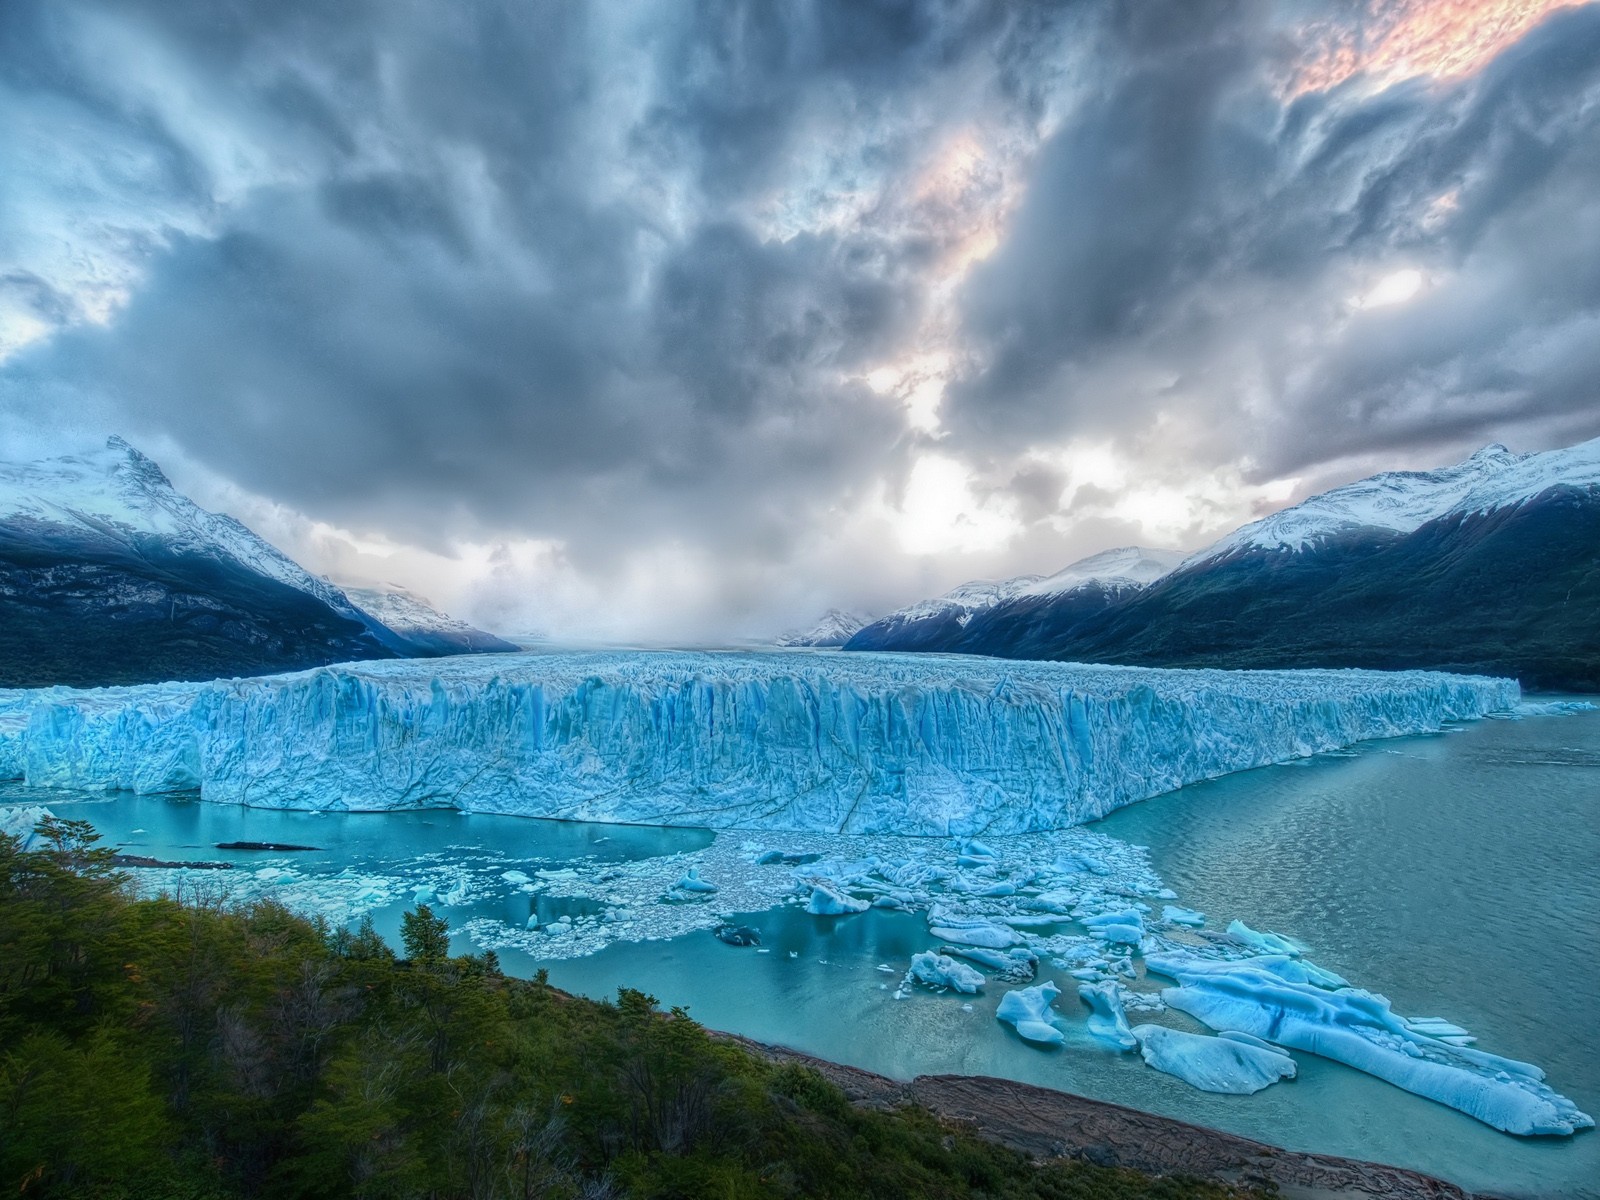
0,652,1516,835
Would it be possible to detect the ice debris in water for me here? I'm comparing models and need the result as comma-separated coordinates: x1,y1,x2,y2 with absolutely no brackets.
996,981,1066,1045
1081,909,1146,946
1077,982,1137,1050
1132,1024,1296,1095
63,772,1586,1139
0,651,1516,834
1162,905,1205,927
1225,920,1302,956
675,867,718,894
1145,950,1594,1136
804,882,870,915
908,952,986,995
1494,699,1598,719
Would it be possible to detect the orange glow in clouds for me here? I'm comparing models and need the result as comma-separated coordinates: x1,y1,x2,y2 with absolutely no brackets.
1292,0,1580,94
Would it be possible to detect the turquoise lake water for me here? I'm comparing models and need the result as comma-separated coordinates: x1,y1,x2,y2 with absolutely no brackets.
15,706,1598,1199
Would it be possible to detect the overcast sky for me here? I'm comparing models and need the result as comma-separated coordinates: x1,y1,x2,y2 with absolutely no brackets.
3,0,1598,641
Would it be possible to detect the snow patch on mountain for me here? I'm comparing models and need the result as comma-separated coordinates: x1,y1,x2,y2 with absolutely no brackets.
775,608,871,647
875,575,1046,630
1014,547,1187,599
0,437,386,635
1198,437,1600,561
344,583,517,654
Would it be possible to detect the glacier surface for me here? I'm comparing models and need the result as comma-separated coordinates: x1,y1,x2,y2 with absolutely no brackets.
0,651,1515,835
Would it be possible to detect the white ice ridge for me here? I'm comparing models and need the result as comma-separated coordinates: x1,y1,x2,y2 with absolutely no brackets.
0,651,1516,835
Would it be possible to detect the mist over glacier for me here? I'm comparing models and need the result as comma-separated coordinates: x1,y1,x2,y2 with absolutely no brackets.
0,651,1515,835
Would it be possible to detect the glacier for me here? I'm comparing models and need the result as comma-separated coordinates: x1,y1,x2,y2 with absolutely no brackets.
0,650,1515,835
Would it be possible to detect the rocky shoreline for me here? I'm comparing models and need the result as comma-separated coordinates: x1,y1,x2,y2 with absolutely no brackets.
720,1033,1491,1200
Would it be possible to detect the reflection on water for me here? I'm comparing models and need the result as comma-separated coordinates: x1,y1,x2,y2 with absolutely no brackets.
14,708,1599,1199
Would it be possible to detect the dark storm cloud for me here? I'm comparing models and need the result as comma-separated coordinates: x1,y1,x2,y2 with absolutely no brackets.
946,1,1600,476
3,0,1599,633
0,0,1071,558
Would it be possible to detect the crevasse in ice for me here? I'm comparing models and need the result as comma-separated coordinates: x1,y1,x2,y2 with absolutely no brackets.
0,651,1516,835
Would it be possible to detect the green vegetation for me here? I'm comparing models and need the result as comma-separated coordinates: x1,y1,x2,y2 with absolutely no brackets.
1,819,1262,1199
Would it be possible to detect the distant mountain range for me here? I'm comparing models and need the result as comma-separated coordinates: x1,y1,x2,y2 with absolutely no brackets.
845,547,1184,653
845,439,1600,691
0,438,514,688
342,583,519,656
775,608,871,648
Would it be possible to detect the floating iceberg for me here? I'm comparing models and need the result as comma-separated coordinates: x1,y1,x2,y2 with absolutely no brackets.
942,945,1037,982
1081,909,1145,945
1146,951,1593,1136
0,651,1515,835
1132,1024,1296,1094
928,907,1023,949
908,951,986,995
805,882,868,915
996,981,1066,1045
1077,982,1137,1050
1161,905,1205,927
1226,920,1303,956
675,867,718,894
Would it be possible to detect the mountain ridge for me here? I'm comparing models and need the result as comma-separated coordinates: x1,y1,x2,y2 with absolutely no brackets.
844,438,1600,691
0,438,511,687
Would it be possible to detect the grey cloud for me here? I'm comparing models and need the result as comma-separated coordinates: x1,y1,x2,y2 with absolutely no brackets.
4,0,1599,636
937,0,1600,496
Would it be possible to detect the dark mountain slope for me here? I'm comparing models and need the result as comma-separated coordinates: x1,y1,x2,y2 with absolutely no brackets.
966,488,1600,691
0,519,396,688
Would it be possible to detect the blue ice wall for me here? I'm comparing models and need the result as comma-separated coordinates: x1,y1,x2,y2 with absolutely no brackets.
0,651,1517,835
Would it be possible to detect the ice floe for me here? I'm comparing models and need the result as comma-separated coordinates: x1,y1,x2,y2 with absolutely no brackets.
1145,951,1593,1136
1078,982,1137,1050
996,981,1067,1045
908,951,986,995
805,882,870,915
1132,1024,1296,1094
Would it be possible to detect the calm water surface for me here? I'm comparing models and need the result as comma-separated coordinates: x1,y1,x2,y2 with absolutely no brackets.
21,708,1599,1198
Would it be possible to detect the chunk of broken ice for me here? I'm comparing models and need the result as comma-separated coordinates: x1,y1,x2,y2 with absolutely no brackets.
1077,982,1137,1050
805,883,869,915
908,951,985,995
996,981,1066,1045
1132,1023,1296,1094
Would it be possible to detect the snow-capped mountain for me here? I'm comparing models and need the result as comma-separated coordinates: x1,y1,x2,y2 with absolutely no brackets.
0,438,475,687
343,583,518,655
851,437,1600,691
1194,439,1600,561
1012,546,1186,598
843,575,1042,652
774,608,872,648
0,436,385,632
845,548,1181,653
